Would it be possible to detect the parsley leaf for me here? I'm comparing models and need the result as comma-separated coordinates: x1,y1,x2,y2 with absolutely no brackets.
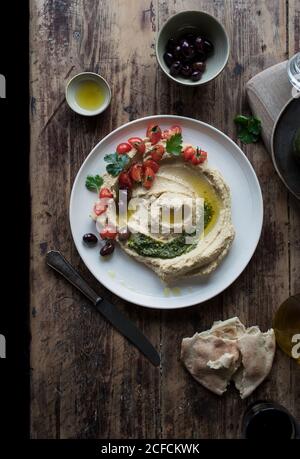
234,115,262,144
85,174,103,193
166,133,183,156
104,152,130,176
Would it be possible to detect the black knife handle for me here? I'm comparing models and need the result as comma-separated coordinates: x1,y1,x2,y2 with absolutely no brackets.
46,250,101,305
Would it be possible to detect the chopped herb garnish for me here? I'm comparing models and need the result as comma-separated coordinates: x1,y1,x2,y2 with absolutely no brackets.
234,115,262,144
104,152,130,176
85,174,103,193
166,133,183,156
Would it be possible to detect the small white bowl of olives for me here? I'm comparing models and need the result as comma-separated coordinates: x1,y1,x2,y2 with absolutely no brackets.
156,11,230,86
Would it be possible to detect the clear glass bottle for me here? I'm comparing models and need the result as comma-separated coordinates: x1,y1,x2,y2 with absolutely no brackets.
273,294,300,364
287,52,300,92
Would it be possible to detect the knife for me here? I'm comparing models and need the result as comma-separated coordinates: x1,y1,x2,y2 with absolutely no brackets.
46,250,160,367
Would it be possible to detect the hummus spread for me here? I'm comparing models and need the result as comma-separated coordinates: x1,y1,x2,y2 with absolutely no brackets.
91,134,235,283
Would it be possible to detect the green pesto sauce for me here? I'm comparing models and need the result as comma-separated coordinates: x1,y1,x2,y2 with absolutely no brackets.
128,232,196,259
128,200,214,259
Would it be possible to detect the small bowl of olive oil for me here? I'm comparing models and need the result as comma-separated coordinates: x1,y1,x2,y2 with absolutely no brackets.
66,72,111,116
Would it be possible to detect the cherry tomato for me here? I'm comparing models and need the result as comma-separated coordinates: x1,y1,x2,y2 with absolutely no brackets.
161,129,172,140
128,136,143,146
116,142,132,154
198,149,207,163
162,125,182,140
170,124,182,135
182,146,196,161
129,137,146,155
100,225,117,240
143,159,160,173
191,148,208,165
93,201,107,216
130,163,143,183
146,123,162,145
150,144,165,162
143,166,156,189
118,171,133,190
99,187,113,198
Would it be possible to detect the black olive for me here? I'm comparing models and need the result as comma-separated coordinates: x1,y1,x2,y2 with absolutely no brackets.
204,39,214,54
181,64,192,78
166,37,177,51
118,228,131,241
169,61,182,76
182,44,195,60
83,233,98,246
191,71,202,82
100,241,115,257
180,39,190,54
194,36,205,53
163,51,174,67
192,61,206,72
173,45,182,59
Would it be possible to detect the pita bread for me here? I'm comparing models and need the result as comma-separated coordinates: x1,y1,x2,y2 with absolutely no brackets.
181,317,276,398
232,327,276,399
181,333,240,395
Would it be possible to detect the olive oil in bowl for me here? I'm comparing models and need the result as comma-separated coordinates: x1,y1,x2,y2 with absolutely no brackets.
75,80,106,111
66,72,111,116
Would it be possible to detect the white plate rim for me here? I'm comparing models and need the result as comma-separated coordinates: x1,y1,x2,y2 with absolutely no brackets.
69,115,263,309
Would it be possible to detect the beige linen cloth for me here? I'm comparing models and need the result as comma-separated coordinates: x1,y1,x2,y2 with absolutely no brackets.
246,61,292,153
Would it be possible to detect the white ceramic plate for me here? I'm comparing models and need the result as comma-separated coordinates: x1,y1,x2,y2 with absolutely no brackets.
70,115,263,309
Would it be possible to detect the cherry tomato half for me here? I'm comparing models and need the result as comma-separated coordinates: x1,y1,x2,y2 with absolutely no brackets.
143,159,160,173
170,124,182,135
99,187,113,198
143,166,156,189
182,146,196,161
116,142,132,154
118,171,133,190
149,144,165,162
100,225,117,240
93,202,108,216
134,140,146,154
191,148,208,165
130,163,143,183
128,136,143,146
146,123,162,145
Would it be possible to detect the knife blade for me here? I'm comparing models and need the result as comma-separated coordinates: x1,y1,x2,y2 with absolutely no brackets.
46,250,160,367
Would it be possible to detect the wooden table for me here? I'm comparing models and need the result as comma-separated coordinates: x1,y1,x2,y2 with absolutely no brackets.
30,0,300,439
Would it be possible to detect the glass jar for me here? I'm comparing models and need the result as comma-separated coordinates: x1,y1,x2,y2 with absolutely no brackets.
273,294,300,364
287,52,300,92
242,401,298,439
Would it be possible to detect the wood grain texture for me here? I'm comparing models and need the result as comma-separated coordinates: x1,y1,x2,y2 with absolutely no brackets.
30,0,300,438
